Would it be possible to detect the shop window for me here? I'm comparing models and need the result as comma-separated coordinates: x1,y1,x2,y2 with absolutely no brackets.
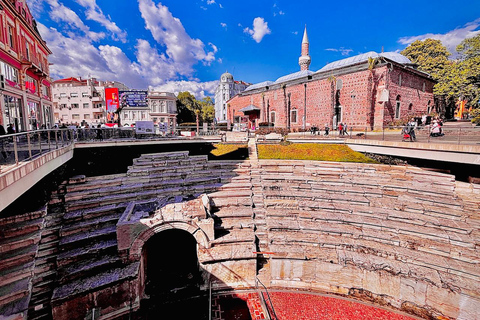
84,114,90,119
1,62,19,83
25,75,37,93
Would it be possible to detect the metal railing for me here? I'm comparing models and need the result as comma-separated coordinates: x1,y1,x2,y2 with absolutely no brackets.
255,277,278,320
288,124,480,145
0,129,74,168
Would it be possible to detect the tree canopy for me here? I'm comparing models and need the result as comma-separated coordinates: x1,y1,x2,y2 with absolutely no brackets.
401,35,480,123
176,91,216,124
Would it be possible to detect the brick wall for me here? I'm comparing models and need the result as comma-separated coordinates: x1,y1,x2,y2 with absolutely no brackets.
228,63,435,130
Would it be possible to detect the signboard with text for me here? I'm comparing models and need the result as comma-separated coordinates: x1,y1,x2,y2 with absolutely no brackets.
105,87,119,124
119,91,148,108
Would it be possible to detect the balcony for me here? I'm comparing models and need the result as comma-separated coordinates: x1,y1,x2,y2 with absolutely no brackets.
20,54,48,77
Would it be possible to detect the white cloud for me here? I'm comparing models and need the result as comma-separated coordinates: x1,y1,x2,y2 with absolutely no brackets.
273,3,285,16
43,0,105,41
138,0,217,69
26,0,45,16
398,18,480,57
151,80,219,99
32,0,221,96
207,0,215,4
325,47,353,56
292,31,298,35
221,22,227,29
74,0,128,42
243,17,271,43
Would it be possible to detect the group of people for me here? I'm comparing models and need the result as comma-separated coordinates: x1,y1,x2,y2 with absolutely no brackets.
0,124,16,135
310,123,348,136
402,117,445,142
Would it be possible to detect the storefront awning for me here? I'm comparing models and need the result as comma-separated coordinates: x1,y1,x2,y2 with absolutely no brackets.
239,105,260,113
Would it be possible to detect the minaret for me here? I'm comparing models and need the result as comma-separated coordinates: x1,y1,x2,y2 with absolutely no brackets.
298,26,311,71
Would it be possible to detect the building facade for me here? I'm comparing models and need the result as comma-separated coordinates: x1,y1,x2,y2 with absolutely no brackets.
148,91,177,132
228,27,435,130
214,71,250,123
0,0,53,132
52,77,128,126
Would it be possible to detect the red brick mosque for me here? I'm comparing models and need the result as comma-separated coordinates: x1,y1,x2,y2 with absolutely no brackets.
228,27,436,131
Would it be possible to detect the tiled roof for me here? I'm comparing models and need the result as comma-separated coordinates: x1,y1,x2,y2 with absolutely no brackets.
244,81,274,91
275,70,314,84
317,51,413,73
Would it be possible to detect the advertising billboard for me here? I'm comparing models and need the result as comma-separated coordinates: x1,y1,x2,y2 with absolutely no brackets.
119,91,148,108
105,87,119,123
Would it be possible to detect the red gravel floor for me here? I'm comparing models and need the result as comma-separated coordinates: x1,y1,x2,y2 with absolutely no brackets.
265,292,419,320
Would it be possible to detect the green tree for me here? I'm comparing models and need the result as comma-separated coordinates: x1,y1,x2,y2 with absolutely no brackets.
456,34,480,107
176,91,198,124
401,39,451,80
401,37,480,119
199,97,215,123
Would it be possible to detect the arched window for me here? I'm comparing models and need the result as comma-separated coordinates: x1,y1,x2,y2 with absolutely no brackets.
291,109,298,124
270,111,276,124
395,95,401,119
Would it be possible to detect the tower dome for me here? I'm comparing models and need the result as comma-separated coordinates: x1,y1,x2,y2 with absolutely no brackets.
220,71,234,82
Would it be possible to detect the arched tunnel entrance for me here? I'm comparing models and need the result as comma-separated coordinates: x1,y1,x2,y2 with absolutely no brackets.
140,228,208,319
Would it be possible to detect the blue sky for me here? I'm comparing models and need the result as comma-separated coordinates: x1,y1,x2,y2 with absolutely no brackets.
27,0,480,98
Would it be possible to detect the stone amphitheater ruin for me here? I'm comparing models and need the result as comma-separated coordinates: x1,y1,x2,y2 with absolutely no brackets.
1,149,479,319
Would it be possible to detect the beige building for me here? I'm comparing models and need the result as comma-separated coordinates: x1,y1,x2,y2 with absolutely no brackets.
52,77,128,125
148,91,177,132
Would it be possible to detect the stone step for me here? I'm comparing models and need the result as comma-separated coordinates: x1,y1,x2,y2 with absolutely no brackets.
63,203,127,222
0,278,31,307
57,238,117,267
52,262,140,302
64,181,223,211
0,217,44,241
58,224,117,248
0,231,42,256
0,244,37,273
0,262,34,288
66,176,124,193
60,212,121,238
0,293,29,319
0,209,46,227
57,255,122,284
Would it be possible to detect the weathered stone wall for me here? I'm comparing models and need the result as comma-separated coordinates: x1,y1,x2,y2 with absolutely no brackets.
2,152,478,320
246,160,480,320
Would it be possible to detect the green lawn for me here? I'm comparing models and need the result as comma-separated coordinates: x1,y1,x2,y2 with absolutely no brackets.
257,143,378,163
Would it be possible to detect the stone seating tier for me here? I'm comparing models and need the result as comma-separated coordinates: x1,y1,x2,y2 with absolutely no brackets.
5,152,478,320
0,209,47,319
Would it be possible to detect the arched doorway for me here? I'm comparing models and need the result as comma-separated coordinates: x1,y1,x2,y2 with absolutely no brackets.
141,229,207,318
